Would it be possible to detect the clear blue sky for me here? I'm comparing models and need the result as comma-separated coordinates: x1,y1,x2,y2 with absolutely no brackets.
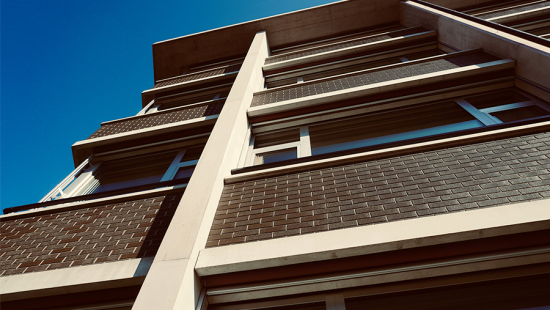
1,0,336,211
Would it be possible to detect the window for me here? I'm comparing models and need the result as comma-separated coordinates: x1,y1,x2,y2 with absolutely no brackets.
137,89,230,116
41,145,204,201
244,89,550,167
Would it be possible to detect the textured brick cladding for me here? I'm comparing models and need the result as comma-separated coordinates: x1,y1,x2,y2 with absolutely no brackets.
87,101,223,139
153,63,241,89
252,52,498,107
265,28,423,65
207,132,550,247
477,2,550,19
0,192,183,276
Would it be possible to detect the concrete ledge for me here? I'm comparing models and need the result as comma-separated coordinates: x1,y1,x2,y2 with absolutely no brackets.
248,59,515,118
195,199,550,276
0,184,186,220
487,6,550,24
0,257,154,301
262,30,437,72
71,115,217,167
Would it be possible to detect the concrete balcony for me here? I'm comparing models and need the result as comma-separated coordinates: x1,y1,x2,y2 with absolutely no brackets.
142,63,241,105
88,100,224,139
263,27,436,72
249,50,512,117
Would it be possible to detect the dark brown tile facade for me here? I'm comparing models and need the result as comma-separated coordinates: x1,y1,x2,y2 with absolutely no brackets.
0,191,183,276
207,132,550,247
252,52,498,107
87,101,223,139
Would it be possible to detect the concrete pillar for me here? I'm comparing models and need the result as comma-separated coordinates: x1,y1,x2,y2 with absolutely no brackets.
132,31,269,310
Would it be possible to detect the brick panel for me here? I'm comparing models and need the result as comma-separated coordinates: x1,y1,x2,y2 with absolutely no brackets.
87,101,223,139
153,63,241,89
207,132,550,247
0,191,183,276
252,52,498,107
477,2,550,20
265,28,423,65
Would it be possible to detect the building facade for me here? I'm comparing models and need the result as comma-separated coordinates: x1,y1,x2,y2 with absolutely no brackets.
2,0,550,309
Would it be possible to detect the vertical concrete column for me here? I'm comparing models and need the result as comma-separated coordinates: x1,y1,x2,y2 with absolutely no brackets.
132,31,269,310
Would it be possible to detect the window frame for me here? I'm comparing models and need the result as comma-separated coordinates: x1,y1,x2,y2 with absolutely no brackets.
243,88,550,168
41,146,203,202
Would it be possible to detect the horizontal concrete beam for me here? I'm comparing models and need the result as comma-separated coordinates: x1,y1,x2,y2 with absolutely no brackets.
0,257,153,301
1,184,186,220
487,6,550,24
195,200,550,276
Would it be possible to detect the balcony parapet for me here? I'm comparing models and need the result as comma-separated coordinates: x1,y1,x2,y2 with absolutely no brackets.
88,99,225,140
250,50,502,112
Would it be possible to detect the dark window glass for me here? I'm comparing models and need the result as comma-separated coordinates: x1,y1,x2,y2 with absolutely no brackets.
210,302,326,310
256,148,298,165
174,167,194,180
490,105,550,123
255,129,300,149
464,90,530,110
92,151,178,193
309,101,481,156
182,145,204,162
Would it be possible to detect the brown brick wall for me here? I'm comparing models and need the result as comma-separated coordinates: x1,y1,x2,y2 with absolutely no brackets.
207,132,550,247
87,101,224,139
0,191,183,276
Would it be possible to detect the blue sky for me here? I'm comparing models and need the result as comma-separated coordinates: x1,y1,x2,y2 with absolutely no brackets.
1,0,336,211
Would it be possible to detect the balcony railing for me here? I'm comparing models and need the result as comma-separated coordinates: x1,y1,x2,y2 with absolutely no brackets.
88,99,225,139
252,51,499,107
152,63,242,89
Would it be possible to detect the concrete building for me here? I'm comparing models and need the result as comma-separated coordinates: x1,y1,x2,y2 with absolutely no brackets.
2,0,550,309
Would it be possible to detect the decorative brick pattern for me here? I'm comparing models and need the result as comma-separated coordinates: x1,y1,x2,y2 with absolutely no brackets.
265,28,423,65
207,132,550,247
87,101,224,139
252,52,498,107
153,63,241,89
0,192,183,276
477,2,550,20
